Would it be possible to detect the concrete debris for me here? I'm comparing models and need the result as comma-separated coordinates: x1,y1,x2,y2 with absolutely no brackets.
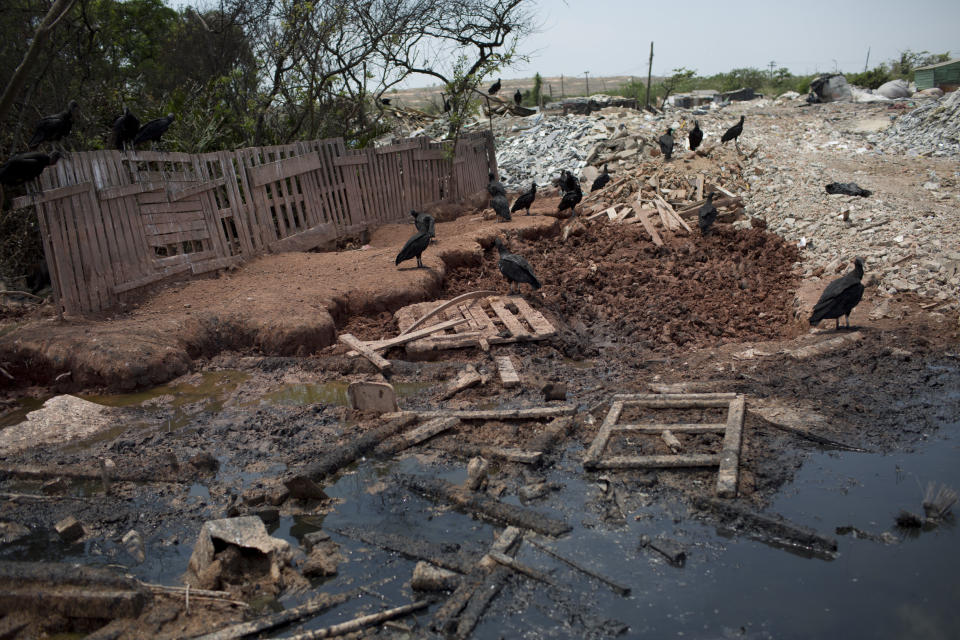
347,381,399,414
873,89,960,158
0,522,30,544
465,457,489,492
411,562,461,591
186,516,294,594
301,538,344,577
54,515,85,543
122,529,146,563
0,395,126,455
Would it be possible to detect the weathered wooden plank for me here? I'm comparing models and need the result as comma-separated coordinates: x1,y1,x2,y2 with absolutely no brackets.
495,356,520,388
112,263,192,294
338,333,392,372
146,229,211,247
509,297,555,337
615,423,728,434
716,395,746,498
374,417,461,457
333,154,369,166
383,406,576,421
11,182,91,208
167,176,227,202
488,298,529,338
191,255,242,275
140,200,204,215
583,401,623,465
587,454,721,470
143,219,208,235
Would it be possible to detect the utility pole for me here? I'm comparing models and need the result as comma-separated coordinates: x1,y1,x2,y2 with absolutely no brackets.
560,74,564,99
864,46,871,72
584,71,590,96
645,42,654,108
768,60,776,79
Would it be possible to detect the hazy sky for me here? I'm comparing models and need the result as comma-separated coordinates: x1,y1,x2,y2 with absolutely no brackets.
508,0,959,80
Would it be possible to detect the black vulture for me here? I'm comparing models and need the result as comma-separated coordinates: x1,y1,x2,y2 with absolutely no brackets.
698,192,718,235
395,230,432,268
591,164,610,192
410,209,435,239
721,115,745,151
514,89,522,106
442,93,452,113
133,113,175,148
488,78,501,95
29,100,79,150
557,171,582,218
809,258,865,330
491,194,511,222
111,107,140,151
511,183,537,216
381,98,392,105
494,237,541,294
0,151,62,186
487,172,506,198
659,127,674,161
688,120,703,151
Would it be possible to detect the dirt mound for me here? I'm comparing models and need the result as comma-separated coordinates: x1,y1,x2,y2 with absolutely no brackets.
442,221,802,356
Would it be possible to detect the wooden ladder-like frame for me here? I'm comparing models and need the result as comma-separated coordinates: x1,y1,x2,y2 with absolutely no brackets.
583,393,746,498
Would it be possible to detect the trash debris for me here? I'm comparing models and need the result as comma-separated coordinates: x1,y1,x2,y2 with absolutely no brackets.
825,182,872,197
807,74,852,103
465,457,490,491
876,79,911,99
412,562,461,591
922,482,958,521
347,381,399,413
639,534,686,567
874,89,960,158
54,515,84,543
122,529,146,563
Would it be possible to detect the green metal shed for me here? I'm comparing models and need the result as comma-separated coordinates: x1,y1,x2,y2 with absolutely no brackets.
914,58,960,91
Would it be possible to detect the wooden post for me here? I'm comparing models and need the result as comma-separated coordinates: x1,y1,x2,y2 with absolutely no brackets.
645,42,654,108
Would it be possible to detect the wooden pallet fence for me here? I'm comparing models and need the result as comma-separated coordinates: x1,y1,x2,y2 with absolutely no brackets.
12,131,494,316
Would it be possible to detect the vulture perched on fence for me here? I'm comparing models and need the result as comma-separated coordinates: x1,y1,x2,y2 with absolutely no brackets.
29,100,79,149
591,164,610,192
689,120,703,151
511,183,537,216
809,258,865,330
133,114,175,148
395,230,432,268
495,237,541,294
0,151,62,186
659,127,674,161
112,107,140,151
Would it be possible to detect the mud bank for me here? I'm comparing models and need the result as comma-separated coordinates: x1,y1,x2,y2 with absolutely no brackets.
0,216,557,391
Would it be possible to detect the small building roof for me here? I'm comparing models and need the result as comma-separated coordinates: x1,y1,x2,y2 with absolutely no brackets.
915,58,960,71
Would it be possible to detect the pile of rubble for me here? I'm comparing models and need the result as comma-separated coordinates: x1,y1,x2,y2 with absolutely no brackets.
872,90,960,157
493,114,603,190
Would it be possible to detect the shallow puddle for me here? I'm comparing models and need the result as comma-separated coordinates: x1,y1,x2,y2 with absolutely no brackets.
260,381,433,407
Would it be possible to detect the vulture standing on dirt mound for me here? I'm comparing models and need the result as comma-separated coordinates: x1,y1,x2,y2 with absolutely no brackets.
591,164,610,192
557,170,583,218
809,258,865,330
395,230,432,268
495,237,541,294
29,100,79,149
721,115,745,150
514,89,522,106
133,113,175,148
491,193,511,222
698,192,718,235
488,78,501,95
511,182,537,216
112,107,140,151
689,120,703,151
0,151,63,186
410,209,435,239
659,127,674,161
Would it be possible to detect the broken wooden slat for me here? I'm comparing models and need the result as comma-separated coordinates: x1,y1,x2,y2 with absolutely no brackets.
383,406,575,421
656,195,692,233
407,332,484,355
284,414,417,499
526,537,630,596
583,401,623,465
661,430,682,452
495,356,520,388
192,591,357,640
488,551,554,585
397,291,497,337
612,393,737,408
282,600,430,640
374,418,460,457
615,422,727,433
432,442,542,465
351,317,469,354
631,203,663,246
488,298,529,338
336,527,477,574
716,394,746,498
789,332,863,359
398,474,571,537
439,366,483,400
586,454,720,470
510,297,555,337
338,333,392,372
696,174,704,201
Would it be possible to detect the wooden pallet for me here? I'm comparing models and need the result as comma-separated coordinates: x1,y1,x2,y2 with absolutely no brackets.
583,393,746,498
394,296,555,356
